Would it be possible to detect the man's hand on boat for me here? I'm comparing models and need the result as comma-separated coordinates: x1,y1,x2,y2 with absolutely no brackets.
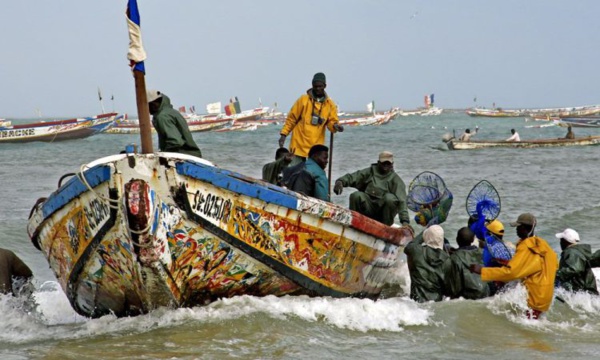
333,180,344,195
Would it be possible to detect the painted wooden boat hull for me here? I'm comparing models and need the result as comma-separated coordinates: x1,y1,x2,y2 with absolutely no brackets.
0,113,118,143
27,153,409,318
446,136,600,150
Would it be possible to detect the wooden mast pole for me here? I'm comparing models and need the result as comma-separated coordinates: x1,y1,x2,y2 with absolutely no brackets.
133,70,153,154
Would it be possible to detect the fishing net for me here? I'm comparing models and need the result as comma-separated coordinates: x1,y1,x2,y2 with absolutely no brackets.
407,171,453,226
466,180,501,221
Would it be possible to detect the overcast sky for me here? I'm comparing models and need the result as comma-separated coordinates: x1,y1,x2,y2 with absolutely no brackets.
2,1,599,118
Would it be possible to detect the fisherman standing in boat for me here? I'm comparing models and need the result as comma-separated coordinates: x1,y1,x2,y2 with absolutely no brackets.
147,90,203,158
262,147,293,185
0,248,33,296
458,126,478,141
470,213,558,319
333,151,410,226
282,144,330,201
278,73,344,164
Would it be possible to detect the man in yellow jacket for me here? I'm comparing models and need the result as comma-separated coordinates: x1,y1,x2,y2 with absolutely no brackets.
278,73,344,163
470,213,558,319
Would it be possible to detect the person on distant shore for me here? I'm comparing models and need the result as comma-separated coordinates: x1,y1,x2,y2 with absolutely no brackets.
469,213,558,319
564,125,575,139
282,144,330,201
506,128,521,142
555,228,599,295
147,89,203,158
278,73,344,164
443,227,490,300
404,225,449,302
0,248,33,296
458,126,478,141
333,151,410,226
262,148,293,186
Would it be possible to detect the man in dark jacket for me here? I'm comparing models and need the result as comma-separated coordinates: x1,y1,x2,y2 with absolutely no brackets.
404,225,449,302
443,227,490,300
555,228,599,294
262,148,293,185
333,151,409,226
0,248,33,296
147,90,203,158
282,144,330,201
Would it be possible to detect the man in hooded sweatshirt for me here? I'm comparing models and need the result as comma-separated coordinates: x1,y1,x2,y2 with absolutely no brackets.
470,213,558,319
443,227,490,300
333,151,409,226
147,90,203,158
278,73,344,164
555,228,599,295
404,225,449,302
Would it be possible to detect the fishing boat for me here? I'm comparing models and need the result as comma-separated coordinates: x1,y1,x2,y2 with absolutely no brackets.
27,152,411,318
0,113,119,143
467,104,600,118
557,116,600,128
443,135,600,150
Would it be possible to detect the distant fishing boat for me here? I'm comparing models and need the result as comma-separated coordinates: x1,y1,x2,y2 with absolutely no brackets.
557,116,600,128
467,104,600,118
443,136,600,150
0,113,119,143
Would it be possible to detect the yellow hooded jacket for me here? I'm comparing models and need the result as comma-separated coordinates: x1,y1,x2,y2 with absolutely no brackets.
481,236,558,312
280,92,339,158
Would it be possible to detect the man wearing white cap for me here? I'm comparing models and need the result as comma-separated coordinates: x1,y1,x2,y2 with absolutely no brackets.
333,151,410,226
147,89,202,158
403,225,449,302
555,228,599,295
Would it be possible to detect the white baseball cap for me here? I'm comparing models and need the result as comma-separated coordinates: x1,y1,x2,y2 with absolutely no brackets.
147,89,162,103
555,228,579,244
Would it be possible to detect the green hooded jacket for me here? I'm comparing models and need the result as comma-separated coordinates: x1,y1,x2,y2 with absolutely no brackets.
443,246,491,299
557,244,599,294
151,94,203,158
404,234,449,302
336,164,409,224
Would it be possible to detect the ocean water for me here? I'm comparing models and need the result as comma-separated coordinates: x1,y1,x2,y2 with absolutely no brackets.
1,112,600,359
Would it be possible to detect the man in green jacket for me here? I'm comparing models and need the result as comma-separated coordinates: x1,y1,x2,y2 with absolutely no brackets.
282,144,330,201
333,151,409,226
404,225,449,302
0,248,33,296
262,148,293,185
555,228,599,294
147,90,203,158
443,227,491,300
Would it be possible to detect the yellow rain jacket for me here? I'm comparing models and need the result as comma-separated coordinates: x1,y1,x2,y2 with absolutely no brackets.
280,91,339,158
481,236,558,312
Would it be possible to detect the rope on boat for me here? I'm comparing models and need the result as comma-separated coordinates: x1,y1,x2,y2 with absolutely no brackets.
77,161,160,249
77,164,121,210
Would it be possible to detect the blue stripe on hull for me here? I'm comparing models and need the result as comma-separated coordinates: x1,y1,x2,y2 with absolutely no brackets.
176,162,298,210
42,165,112,218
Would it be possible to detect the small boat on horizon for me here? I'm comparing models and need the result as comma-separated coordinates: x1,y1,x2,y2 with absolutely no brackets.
442,135,600,150
0,113,119,143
